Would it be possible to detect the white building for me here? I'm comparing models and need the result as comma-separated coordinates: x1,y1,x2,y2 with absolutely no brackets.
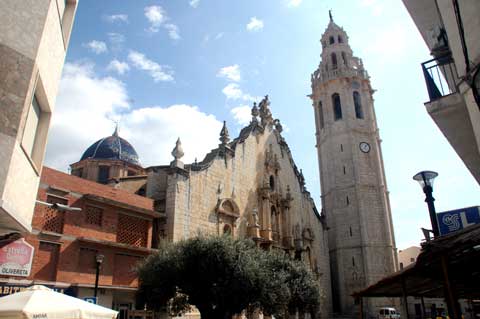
0,0,78,237
402,0,480,184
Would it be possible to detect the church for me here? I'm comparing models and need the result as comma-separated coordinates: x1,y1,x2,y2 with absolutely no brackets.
64,16,396,318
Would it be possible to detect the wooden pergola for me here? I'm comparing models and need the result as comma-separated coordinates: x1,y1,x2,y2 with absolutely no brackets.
353,224,480,319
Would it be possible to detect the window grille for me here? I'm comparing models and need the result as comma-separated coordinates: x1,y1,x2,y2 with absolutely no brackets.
117,214,148,247
42,195,67,233
85,205,103,226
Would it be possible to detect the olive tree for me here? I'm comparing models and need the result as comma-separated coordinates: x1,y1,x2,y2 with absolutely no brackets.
136,235,320,319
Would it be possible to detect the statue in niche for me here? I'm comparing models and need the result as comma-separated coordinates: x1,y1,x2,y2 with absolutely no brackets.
251,209,260,227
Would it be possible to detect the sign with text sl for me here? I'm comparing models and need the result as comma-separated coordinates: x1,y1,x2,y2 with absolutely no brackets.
437,206,480,236
0,238,34,277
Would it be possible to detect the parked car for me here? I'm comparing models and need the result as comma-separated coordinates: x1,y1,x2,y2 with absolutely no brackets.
378,307,400,319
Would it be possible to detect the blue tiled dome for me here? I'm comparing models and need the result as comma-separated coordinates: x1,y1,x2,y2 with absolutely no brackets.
80,129,140,166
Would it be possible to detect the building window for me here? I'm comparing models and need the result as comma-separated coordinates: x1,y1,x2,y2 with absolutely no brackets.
349,226,352,237
332,93,342,121
85,205,103,226
338,35,343,43
97,166,110,184
318,101,324,129
22,95,48,167
353,91,364,119
331,52,338,69
340,144,343,152
343,166,346,174
42,195,67,233
346,196,350,205
72,168,83,178
36,242,60,281
117,214,149,247
400,262,404,270
352,256,355,266
127,170,136,176
223,224,232,236
78,247,98,272
329,36,335,44
269,175,275,191
410,257,415,262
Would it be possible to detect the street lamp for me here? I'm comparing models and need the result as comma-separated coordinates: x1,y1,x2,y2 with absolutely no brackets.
94,253,104,299
413,170,440,237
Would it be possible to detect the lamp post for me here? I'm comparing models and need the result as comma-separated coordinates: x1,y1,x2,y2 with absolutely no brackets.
413,170,440,237
94,253,104,299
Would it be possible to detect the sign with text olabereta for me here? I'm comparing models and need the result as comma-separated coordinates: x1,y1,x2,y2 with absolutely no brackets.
0,239,34,277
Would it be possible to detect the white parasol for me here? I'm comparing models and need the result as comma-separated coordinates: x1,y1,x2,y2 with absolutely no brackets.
0,285,118,319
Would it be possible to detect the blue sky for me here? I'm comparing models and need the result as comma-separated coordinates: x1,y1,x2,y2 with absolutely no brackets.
45,0,479,249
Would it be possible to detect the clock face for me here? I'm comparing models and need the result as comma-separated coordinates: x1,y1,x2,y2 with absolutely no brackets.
359,142,370,153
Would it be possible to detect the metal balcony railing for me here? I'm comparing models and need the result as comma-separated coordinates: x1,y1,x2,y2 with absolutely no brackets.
422,54,458,102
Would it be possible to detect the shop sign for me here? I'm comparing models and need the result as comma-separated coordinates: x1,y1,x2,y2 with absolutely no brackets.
0,284,71,297
0,238,34,277
437,206,480,235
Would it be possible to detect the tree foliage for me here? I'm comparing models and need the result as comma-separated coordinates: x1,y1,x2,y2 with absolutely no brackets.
136,235,320,319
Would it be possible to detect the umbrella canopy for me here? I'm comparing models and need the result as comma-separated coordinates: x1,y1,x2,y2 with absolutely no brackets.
0,285,118,319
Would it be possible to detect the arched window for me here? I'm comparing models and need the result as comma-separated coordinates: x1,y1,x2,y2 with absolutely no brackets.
269,175,275,190
332,93,342,121
341,51,348,67
223,224,232,236
338,35,343,43
353,91,364,119
318,101,324,129
329,36,335,44
331,52,338,69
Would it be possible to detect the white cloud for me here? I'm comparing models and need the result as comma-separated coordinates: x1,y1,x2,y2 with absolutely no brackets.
83,40,108,54
287,0,302,7
107,32,125,44
144,5,181,39
104,14,128,23
165,23,181,40
144,5,166,32
246,17,264,32
128,50,174,82
107,59,130,75
45,62,223,171
222,83,243,100
190,0,200,8
222,83,259,102
231,105,251,126
217,64,241,82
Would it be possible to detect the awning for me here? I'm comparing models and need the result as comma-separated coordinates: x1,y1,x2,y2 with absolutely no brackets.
353,223,480,299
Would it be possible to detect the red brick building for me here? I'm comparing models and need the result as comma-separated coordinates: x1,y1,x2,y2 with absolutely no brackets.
0,167,163,316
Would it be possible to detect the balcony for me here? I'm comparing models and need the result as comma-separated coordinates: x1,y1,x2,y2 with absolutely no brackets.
421,55,480,184
422,54,457,101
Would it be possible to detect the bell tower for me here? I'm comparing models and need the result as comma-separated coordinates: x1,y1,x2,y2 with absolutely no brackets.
310,14,397,317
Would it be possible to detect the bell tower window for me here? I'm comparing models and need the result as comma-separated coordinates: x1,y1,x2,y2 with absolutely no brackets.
329,36,335,44
338,35,344,43
331,53,338,69
318,101,324,129
353,91,364,119
332,93,342,121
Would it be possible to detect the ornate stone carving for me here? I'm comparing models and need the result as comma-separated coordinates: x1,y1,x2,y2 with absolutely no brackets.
259,95,273,127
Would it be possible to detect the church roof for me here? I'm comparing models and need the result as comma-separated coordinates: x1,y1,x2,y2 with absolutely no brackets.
80,128,141,166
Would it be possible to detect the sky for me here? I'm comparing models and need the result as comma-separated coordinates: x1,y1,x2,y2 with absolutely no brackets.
45,0,480,250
